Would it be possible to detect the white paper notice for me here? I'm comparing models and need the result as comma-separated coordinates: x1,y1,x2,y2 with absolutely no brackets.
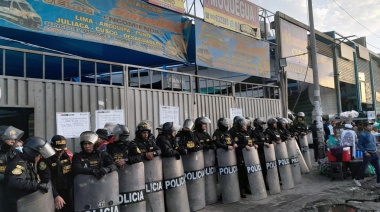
56,112,90,138
95,110,125,130
230,108,243,120
367,111,376,119
160,106,180,125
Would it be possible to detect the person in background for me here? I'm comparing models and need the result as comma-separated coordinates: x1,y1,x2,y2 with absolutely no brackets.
376,114,380,132
353,121,380,187
14,140,23,152
340,124,357,160
308,120,318,162
104,122,117,144
72,131,116,179
96,128,110,151
156,125,163,137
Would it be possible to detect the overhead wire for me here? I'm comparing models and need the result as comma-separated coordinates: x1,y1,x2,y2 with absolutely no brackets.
332,0,380,50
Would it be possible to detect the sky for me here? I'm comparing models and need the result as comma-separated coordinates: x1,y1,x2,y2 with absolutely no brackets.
251,0,380,53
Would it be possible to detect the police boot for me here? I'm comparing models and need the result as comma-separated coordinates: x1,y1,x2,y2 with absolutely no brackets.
240,188,247,198
245,187,252,195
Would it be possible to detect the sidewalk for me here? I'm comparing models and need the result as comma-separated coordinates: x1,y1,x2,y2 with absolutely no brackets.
200,163,380,212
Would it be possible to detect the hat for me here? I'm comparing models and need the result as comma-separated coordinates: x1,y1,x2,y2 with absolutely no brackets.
51,135,67,151
156,124,163,130
344,124,353,129
96,128,109,140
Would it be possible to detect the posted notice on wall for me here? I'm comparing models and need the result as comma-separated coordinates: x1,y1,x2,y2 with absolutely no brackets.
95,110,125,130
56,112,90,138
160,106,180,125
230,108,243,119
367,111,376,119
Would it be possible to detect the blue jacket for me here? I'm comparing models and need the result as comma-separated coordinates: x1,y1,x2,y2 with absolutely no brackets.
357,131,377,152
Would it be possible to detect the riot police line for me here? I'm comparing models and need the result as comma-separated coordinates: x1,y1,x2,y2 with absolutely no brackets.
0,112,313,212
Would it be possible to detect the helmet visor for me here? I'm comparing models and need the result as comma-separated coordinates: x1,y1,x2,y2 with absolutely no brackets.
199,117,211,124
39,142,56,158
1,126,24,140
183,119,194,129
220,118,232,127
172,123,181,132
80,132,98,144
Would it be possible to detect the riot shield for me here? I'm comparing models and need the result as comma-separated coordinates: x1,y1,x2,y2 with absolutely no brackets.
144,156,165,212
74,171,120,212
264,144,281,195
17,182,54,212
118,162,146,212
275,142,294,190
242,148,267,200
162,156,190,212
294,139,310,174
299,135,312,170
203,149,217,205
286,138,302,184
307,133,313,145
216,148,240,204
182,151,206,211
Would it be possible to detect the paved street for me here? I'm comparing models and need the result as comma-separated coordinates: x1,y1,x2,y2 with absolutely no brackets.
201,163,380,212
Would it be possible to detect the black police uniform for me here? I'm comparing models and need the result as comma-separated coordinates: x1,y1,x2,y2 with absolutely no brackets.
278,125,292,142
4,153,46,211
0,143,17,175
107,140,143,165
252,127,269,188
213,129,235,150
194,130,214,150
230,129,253,196
293,121,308,135
156,134,186,158
176,130,202,152
37,152,73,212
134,137,161,159
72,150,117,177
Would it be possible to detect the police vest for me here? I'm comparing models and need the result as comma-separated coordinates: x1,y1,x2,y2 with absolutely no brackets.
51,157,72,175
218,132,233,146
109,144,128,161
81,154,102,169
137,139,155,153
0,152,7,174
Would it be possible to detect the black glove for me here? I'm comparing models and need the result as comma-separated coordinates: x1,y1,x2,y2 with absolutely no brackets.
175,151,181,160
92,169,105,180
179,148,187,155
37,183,49,193
99,167,110,175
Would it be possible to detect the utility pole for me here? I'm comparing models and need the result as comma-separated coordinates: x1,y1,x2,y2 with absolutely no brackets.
308,0,325,159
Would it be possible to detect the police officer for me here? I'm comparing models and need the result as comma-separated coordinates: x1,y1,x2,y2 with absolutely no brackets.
96,128,109,151
252,118,269,189
176,119,202,153
278,118,292,142
134,121,161,160
0,126,24,174
4,137,55,211
293,112,308,136
229,116,243,136
265,118,282,144
245,117,255,138
37,135,73,212
213,118,237,150
230,118,255,198
194,117,213,150
72,131,116,179
107,124,143,167
156,122,186,158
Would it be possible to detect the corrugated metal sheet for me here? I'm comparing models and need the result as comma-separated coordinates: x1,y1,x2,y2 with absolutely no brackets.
338,49,355,84
0,77,124,152
309,86,338,116
372,58,380,112
357,58,372,103
316,40,333,58
236,97,281,120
